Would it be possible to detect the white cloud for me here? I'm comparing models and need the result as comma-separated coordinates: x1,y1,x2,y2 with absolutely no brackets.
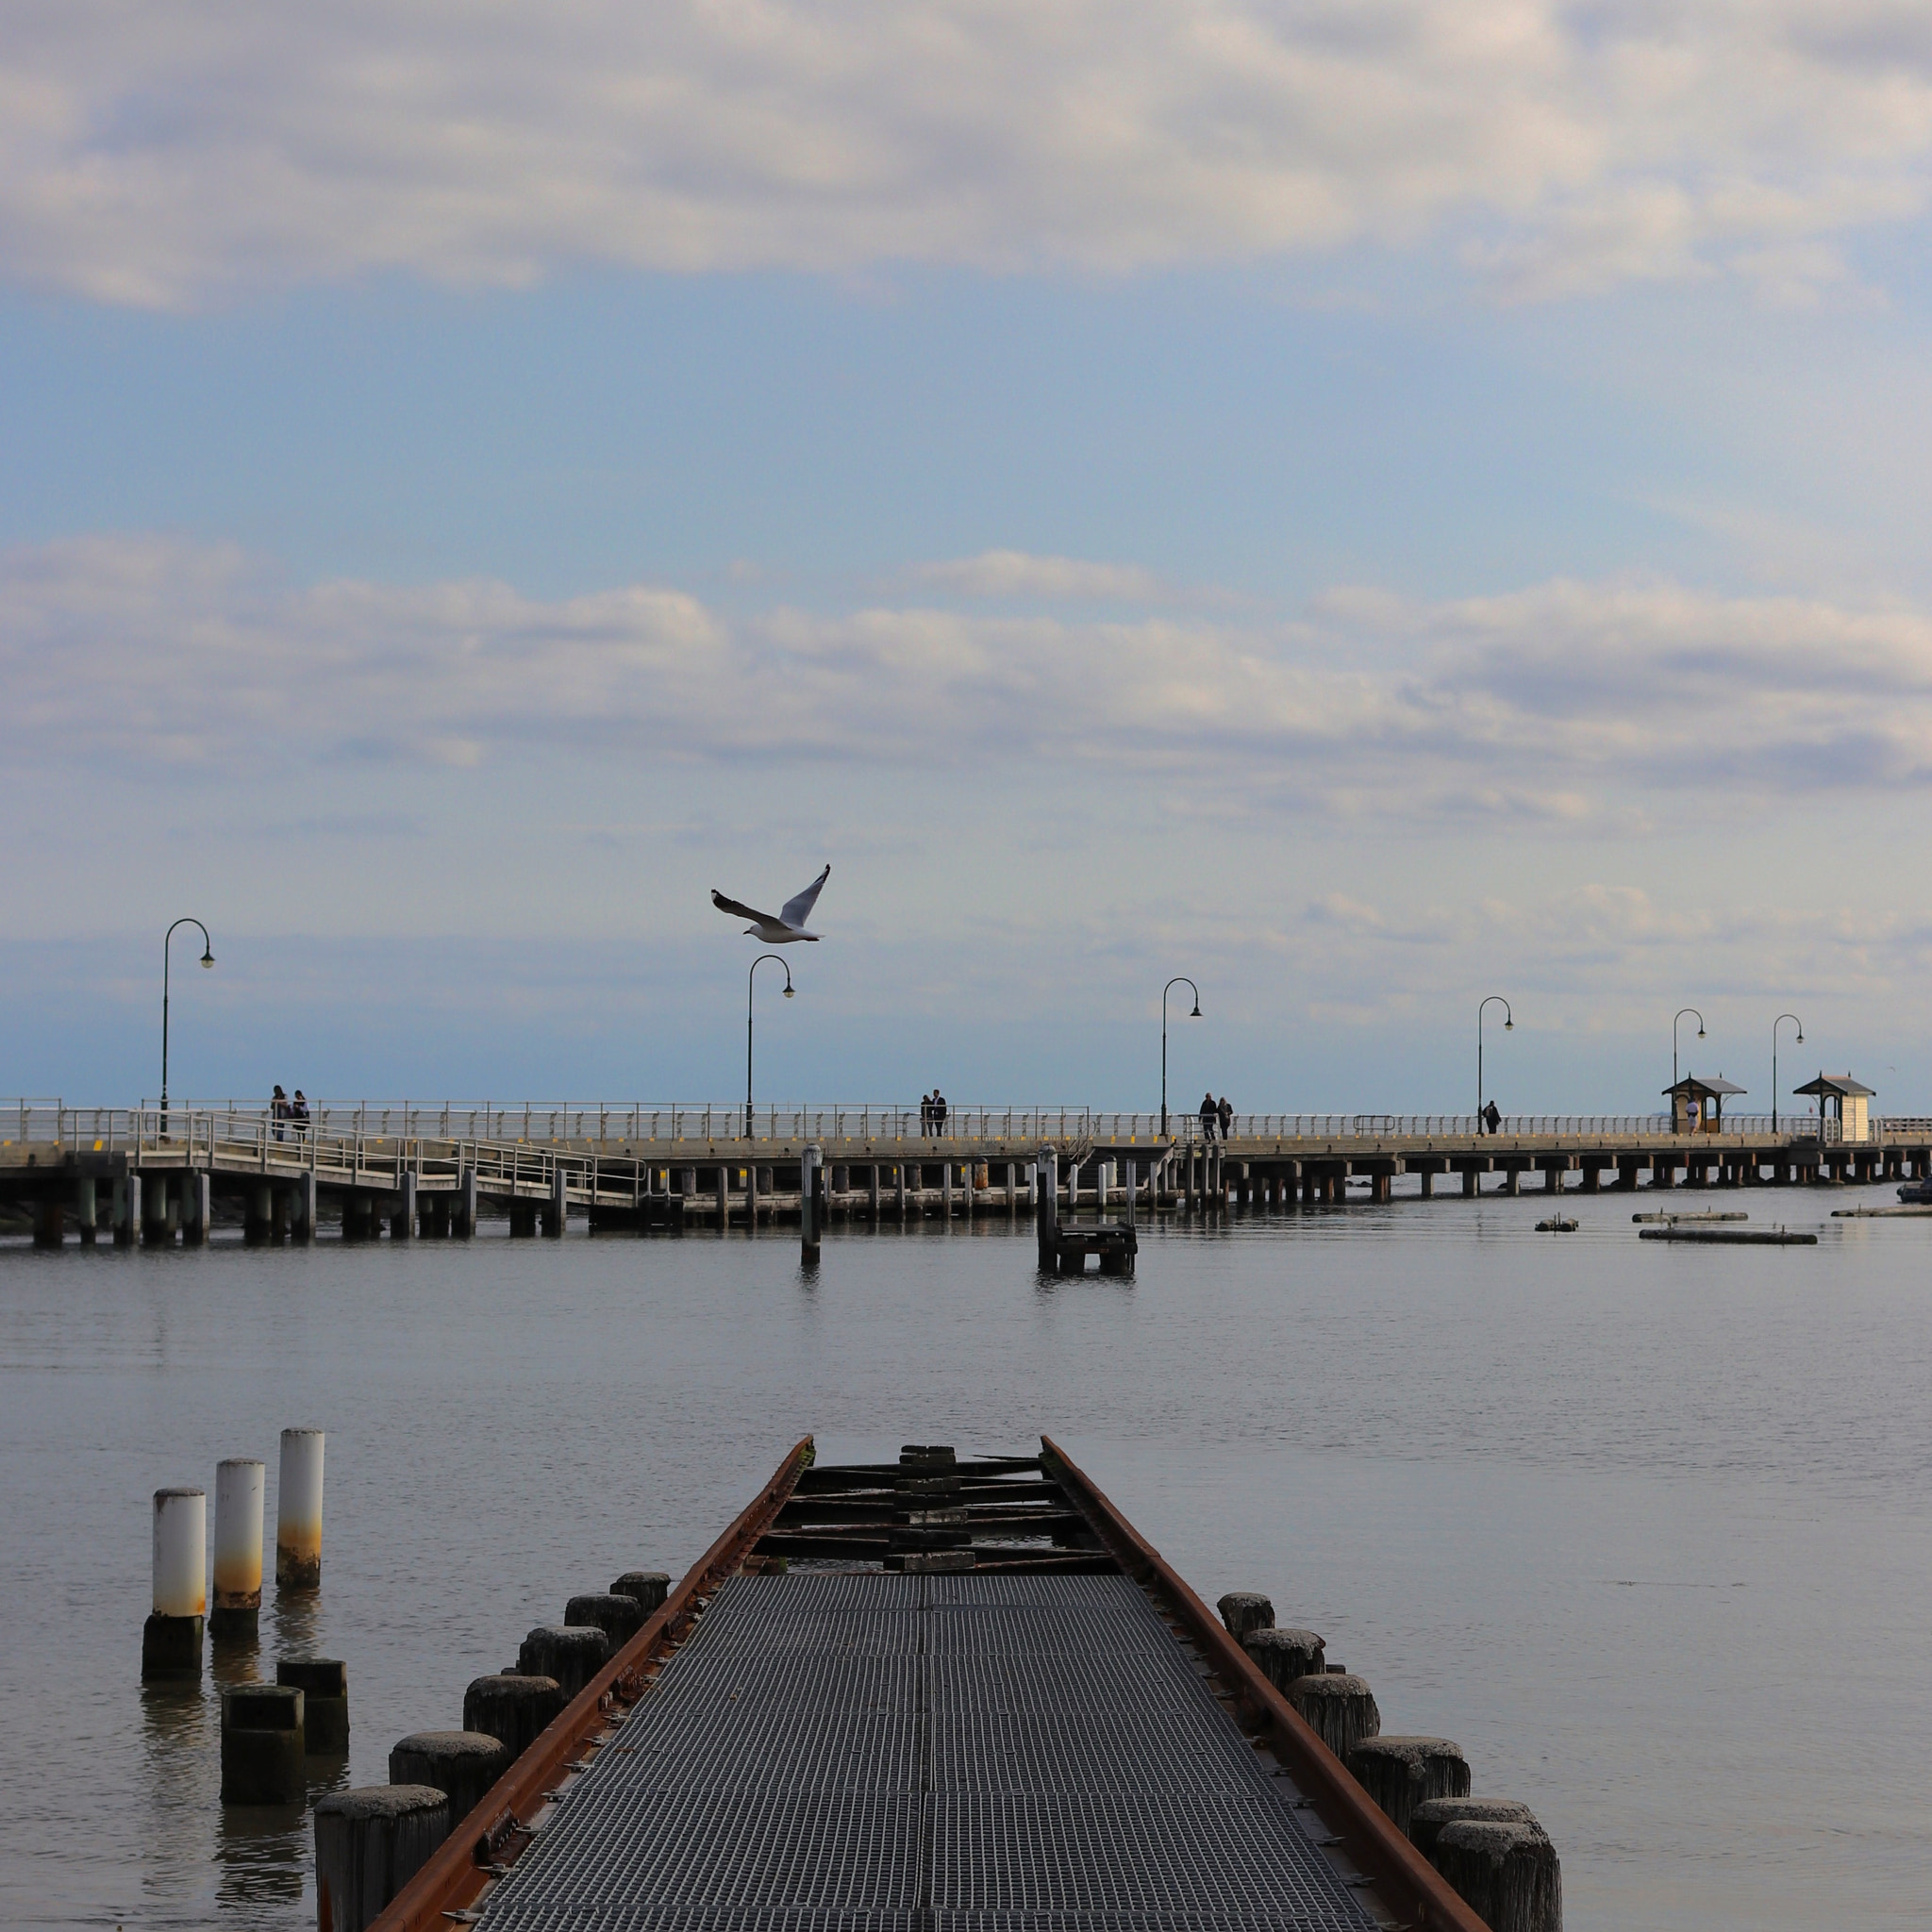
6,1,1932,306
909,552,1173,603
10,539,1932,822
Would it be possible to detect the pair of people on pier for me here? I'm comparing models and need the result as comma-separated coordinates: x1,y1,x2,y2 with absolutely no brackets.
920,1091,949,1136
270,1087,311,1141
1200,1092,1233,1140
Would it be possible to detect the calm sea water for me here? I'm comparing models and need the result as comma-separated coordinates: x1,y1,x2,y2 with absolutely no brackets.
2,1191,1928,1931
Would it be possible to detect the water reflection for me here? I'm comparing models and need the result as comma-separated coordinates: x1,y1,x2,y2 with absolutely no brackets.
214,1802,306,1915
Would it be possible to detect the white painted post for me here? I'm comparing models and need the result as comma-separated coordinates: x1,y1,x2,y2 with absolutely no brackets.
143,1486,206,1679
212,1457,265,1633
276,1428,325,1590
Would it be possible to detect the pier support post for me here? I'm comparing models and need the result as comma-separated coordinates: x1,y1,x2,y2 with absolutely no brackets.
1419,1170,1433,1199
517,1624,608,1700
1503,1166,1521,1197
33,1194,65,1248
463,1674,563,1757
896,1161,908,1221
279,1657,349,1751
543,1164,566,1237
210,1457,265,1638
1244,1626,1325,1690
314,1786,450,1932
293,1172,317,1244
1216,1591,1274,1639
870,1164,881,1222
1287,1672,1381,1758
221,1685,306,1805
389,1731,512,1823
802,1144,823,1264
75,1176,97,1244
1038,1148,1059,1264
746,1163,758,1227
942,1161,954,1219
394,1172,417,1241
1346,1737,1471,1836
275,1428,325,1591
1461,1167,1477,1198
143,1486,206,1681
142,1174,171,1246
114,1174,141,1247
246,1182,273,1244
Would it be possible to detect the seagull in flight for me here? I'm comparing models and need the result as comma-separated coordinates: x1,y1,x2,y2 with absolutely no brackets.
711,865,831,943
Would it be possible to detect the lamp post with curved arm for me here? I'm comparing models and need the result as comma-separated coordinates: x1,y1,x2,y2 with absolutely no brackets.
1772,1012,1804,1134
746,953,793,1140
1673,1007,1706,1091
1477,995,1512,1128
1160,977,1201,1140
160,917,215,1132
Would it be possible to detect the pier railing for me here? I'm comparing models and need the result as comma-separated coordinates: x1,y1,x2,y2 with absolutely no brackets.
6,1100,1857,1151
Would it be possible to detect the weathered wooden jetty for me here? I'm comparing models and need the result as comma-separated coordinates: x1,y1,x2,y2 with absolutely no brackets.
341,1438,1548,1932
5,1099,1928,1246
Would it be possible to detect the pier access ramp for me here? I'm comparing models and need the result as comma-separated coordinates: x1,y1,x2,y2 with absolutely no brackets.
475,1566,1381,1932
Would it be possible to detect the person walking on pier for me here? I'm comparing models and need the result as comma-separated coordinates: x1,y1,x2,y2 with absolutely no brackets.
1482,1099,1502,1136
1200,1091,1219,1141
934,1090,949,1137
1218,1094,1234,1141
291,1090,309,1141
271,1085,290,1141
920,1092,932,1136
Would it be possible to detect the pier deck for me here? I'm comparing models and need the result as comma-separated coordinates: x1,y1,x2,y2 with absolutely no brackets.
375,1441,1484,1932
6,1098,1927,1244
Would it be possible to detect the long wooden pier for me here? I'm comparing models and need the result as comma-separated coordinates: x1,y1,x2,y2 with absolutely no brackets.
363,1438,1509,1932
4,1100,1927,1245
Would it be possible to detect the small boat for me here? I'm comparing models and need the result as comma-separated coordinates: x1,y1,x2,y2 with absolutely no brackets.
1898,1178,1932,1204
1535,1216,1578,1233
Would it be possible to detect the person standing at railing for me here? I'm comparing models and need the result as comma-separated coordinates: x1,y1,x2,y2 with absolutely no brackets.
934,1090,949,1137
291,1091,309,1141
1482,1099,1501,1136
1218,1095,1234,1141
271,1086,290,1141
1199,1091,1219,1141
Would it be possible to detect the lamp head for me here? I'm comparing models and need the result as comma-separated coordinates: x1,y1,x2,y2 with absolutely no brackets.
1504,1017,1513,1031
1190,1002,1201,1018
1697,1024,1705,1039
1796,1030,1804,1043
199,948,214,969
783,985,793,999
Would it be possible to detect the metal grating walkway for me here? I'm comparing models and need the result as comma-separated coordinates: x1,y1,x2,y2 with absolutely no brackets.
476,1573,1379,1932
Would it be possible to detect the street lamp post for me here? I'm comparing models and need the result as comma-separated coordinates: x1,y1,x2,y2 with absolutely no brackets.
1673,1007,1706,1090
1772,1013,1804,1134
1477,995,1512,1128
746,953,793,1140
1160,977,1201,1139
160,918,215,1133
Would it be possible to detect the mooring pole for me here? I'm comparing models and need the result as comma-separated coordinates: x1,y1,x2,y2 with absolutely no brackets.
801,1144,823,1265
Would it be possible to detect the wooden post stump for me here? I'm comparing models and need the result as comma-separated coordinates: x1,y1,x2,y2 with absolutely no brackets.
1345,1736,1470,1834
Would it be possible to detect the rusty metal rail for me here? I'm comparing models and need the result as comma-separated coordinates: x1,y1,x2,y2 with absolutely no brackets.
367,1437,812,1932
1042,1433,1490,1932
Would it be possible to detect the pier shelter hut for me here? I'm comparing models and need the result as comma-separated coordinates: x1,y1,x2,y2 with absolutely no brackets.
1663,1074,1746,1133
1792,1073,1875,1143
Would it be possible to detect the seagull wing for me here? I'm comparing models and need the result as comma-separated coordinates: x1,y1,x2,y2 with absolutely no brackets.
712,889,779,925
780,864,831,930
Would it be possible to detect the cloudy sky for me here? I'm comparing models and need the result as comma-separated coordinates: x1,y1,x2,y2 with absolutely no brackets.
7,0,1932,1111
